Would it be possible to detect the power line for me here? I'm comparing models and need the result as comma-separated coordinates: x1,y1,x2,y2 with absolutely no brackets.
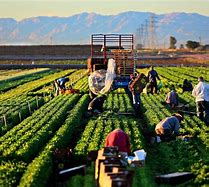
148,13,158,49
136,14,158,49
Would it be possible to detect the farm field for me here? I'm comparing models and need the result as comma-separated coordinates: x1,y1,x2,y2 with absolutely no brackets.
1,56,209,67
0,51,209,67
0,68,56,93
0,60,86,65
0,66,209,187
0,68,52,81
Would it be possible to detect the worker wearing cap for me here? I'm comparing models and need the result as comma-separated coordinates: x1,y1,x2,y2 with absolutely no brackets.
105,129,131,156
155,113,184,142
192,77,209,124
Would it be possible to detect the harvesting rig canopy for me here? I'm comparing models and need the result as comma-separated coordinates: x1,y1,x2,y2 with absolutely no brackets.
87,34,136,95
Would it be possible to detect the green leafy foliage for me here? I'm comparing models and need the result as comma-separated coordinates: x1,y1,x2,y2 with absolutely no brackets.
1,67,209,186
18,94,89,187
0,160,26,187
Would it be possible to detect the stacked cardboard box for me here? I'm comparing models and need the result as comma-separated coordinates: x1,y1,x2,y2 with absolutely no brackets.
95,147,134,187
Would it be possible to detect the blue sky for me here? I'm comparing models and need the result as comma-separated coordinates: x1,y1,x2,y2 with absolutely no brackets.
0,0,209,20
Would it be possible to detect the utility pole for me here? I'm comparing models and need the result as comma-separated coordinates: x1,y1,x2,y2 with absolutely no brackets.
140,24,144,48
136,27,141,46
144,20,149,49
199,36,202,45
148,13,158,49
164,38,166,49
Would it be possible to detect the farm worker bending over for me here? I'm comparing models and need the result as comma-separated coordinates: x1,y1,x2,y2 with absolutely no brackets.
54,77,69,96
192,77,209,124
147,66,160,94
105,129,131,156
57,77,69,90
165,85,179,109
155,113,184,142
88,95,106,115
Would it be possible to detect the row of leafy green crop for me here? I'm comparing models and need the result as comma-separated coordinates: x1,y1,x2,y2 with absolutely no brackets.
0,69,86,136
166,67,209,82
49,67,209,186
1,67,208,186
140,93,209,186
73,76,89,92
0,95,61,146
63,89,151,187
17,94,89,187
0,160,27,187
74,111,145,156
156,67,197,83
0,95,65,149
0,69,23,78
73,120,146,187
150,68,209,185
0,94,80,162
137,68,177,94
0,69,56,93
153,68,192,94
0,96,45,136
0,94,89,187
103,92,134,113
0,69,50,81
168,91,209,155
0,96,41,116
73,90,147,187
29,69,88,96
155,67,209,88
57,87,207,187
0,69,75,102
138,67,209,94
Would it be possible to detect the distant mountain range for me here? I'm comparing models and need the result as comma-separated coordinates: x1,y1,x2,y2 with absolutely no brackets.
0,11,208,47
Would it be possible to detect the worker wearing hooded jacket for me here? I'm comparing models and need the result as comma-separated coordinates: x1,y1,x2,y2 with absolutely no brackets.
192,77,209,124
105,129,131,156
155,113,183,142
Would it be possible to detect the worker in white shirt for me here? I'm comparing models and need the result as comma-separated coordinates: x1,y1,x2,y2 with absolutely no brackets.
192,77,209,124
